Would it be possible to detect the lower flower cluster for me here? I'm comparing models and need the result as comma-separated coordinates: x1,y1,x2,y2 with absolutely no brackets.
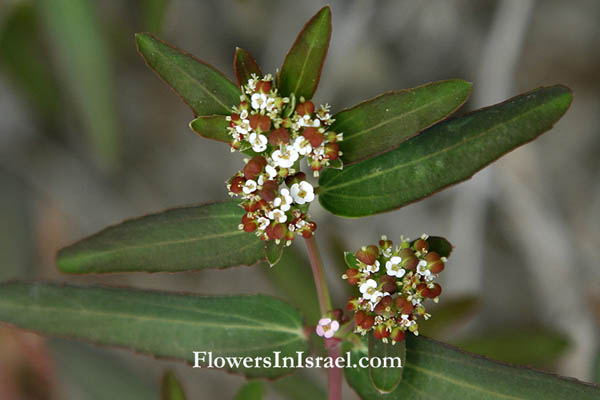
226,74,343,244
344,235,449,344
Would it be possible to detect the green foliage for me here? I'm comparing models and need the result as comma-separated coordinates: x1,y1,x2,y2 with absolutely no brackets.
136,33,240,116
190,115,231,143
0,282,307,378
344,335,600,399
278,6,331,100
234,381,264,400
234,47,263,87
368,332,405,393
319,85,572,217
335,80,472,164
57,201,267,273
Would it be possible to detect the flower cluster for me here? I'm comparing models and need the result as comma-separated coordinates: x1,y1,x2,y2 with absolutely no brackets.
344,234,449,344
226,74,343,244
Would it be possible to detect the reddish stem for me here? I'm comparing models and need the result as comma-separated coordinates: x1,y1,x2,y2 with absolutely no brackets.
325,338,342,400
304,235,332,315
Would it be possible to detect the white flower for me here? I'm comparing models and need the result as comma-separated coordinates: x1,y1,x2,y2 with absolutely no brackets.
249,132,268,153
293,136,312,156
417,260,431,278
239,110,249,119
273,188,293,211
365,260,380,274
368,291,384,311
316,318,339,339
359,279,378,301
385,256,405,278
251,93,268,110
272,147,299,168
382,247,392,258
242,180,257,194
257,217,270,230
265,164,278,179
268,208,287,223
290,181,315,204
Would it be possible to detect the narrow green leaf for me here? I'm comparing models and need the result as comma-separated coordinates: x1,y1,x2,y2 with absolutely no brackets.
344,252,360,269
368,332,405,393
265,240,285,267
335,80,472,164
189,115,230,143
135,33,240,116
161,371,186,400
344,335,600,399
278,6,331,100
234,47,263,87
38,0,120,168
455,327,569,368
319,85,573,217
419,296,480,337
0,282,308,379
261,244,320,325
234,381,264,400
57,201,266,273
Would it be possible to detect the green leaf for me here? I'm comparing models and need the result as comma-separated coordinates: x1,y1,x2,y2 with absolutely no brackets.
189,115,230,143
261,243,320,325
135,33,240,116
335,80,472,164
57,201,266,273
343,335,600,399
265,240,285,267
161,370,186,400
344,252,360,269
0,282,307,379
319,85,573,217
38,0,120,169
234,47,263,87
368,332,405,393
419,296,480,337
234,381,264,400
278,6,331,100
455,327,569,368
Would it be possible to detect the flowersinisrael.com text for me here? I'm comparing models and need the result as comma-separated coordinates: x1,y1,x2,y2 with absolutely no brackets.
192,351,402,370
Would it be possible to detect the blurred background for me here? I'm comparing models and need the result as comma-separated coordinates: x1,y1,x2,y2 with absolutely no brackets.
1,0,599,398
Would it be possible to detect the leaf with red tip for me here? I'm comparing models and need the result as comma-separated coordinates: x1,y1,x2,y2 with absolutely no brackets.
278,6,331,100
135,33,240,116
234,47,263,87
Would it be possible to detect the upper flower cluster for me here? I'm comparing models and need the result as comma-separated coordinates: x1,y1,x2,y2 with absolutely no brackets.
344,235,449,344
226,74,343,244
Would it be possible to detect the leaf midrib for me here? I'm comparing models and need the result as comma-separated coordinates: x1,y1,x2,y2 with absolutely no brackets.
320,96,560,193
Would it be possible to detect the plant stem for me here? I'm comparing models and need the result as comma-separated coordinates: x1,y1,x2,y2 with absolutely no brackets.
304,235,332,315
304,235,340,400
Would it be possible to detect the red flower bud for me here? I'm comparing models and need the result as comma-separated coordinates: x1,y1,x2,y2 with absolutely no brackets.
413,238,429,253
428,283,442,298
242,214,257,232
268,128,290,145
356,245,378,265
355,310,366,325
258,180,278,202
417,283,432,298
374,296,392,315
380,275,397,294
230,113,240,122
256,80,272,93
266,223,285,240
426,252,445,274
302,127,323,147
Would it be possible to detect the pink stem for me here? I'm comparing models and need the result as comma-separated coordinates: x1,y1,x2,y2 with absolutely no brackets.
304,235,332,315
325,338,342,400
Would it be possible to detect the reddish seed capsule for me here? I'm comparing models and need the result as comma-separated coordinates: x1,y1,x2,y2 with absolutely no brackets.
269,128,290,145
258,115,271,132
332,308,343,322
249,114,261,130
379,238,393,249
256,80,272,93
302,127,323,147
345,268,360,285
355,310,366,325
266,223,285,240
243,156,267,180
361,315,375,330
285,172,306,186
417,283,432,298
413,239,429,252
324,143,340,160
230,113,240,121
258,180,278,202
347,297,359,311
229,176,245,194
356,245,378,265
394,297,413,315
390,327,406,343
373,325,390,339
296,101,315,116
429,283,442,298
